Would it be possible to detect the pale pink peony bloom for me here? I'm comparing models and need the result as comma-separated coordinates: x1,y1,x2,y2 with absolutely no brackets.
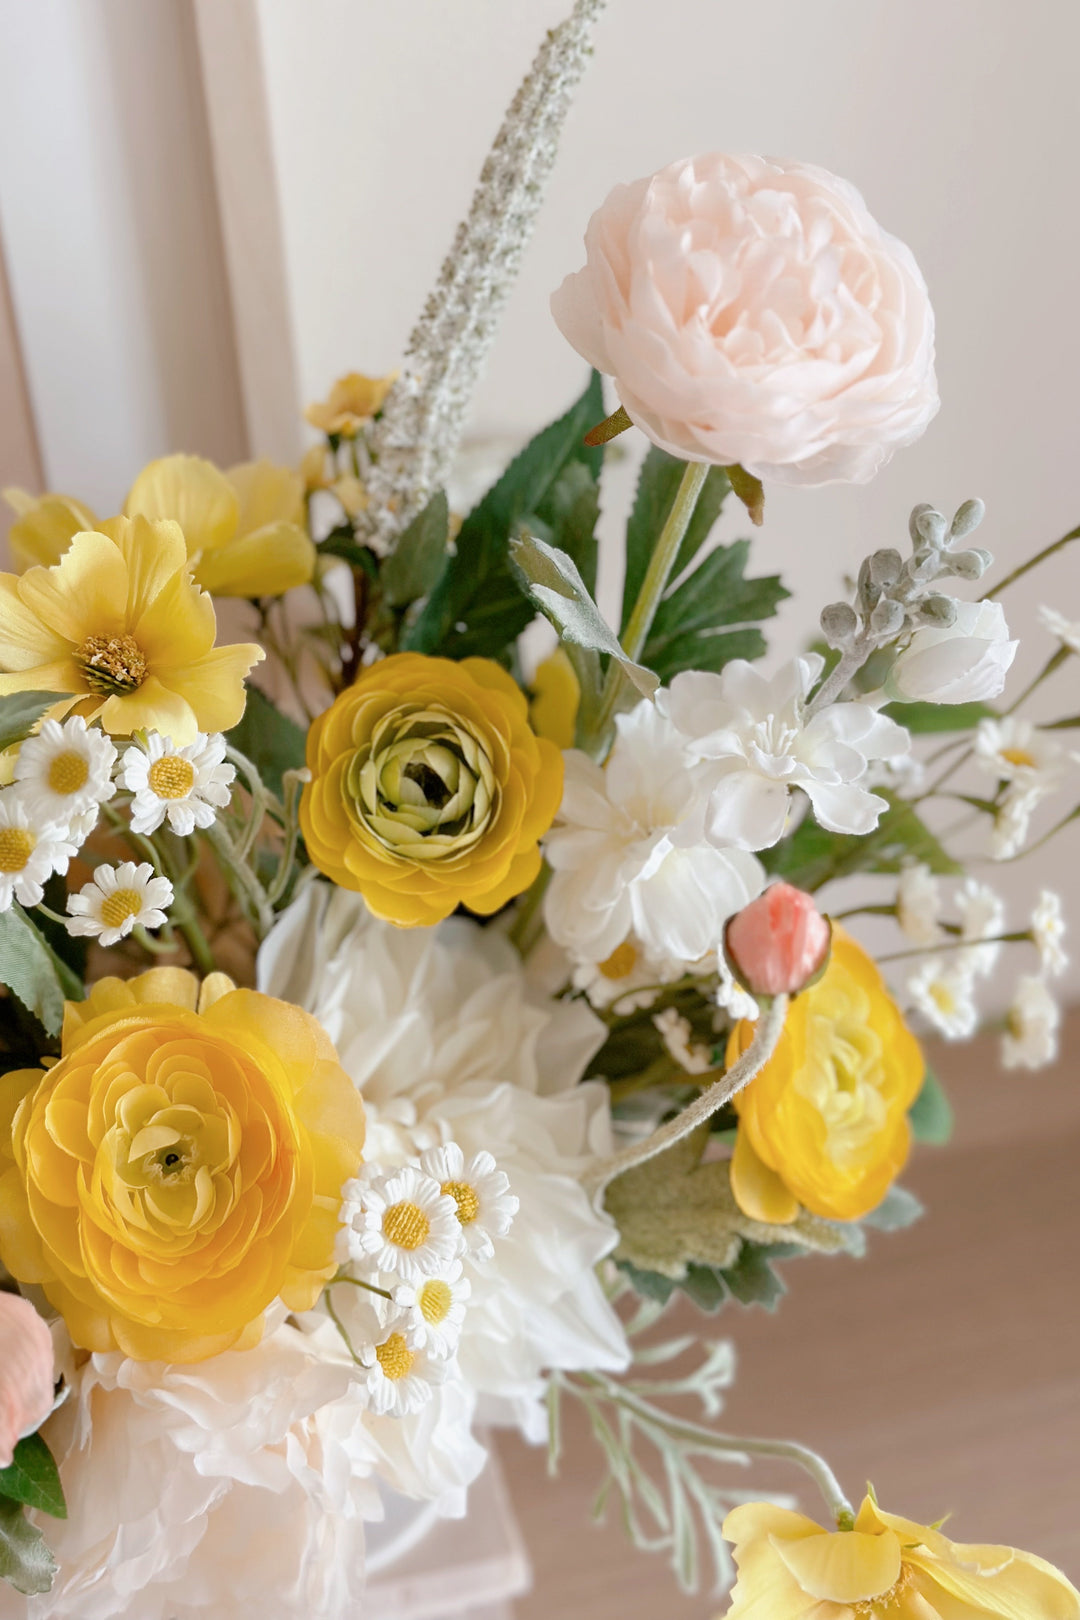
0,1292,55,1467
552,153,938,485
724,882,831,996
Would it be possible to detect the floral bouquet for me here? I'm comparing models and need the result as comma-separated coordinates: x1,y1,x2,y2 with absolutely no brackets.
0,5,1077,1618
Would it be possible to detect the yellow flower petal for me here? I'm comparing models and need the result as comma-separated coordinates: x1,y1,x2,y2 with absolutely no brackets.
126,453,239,554
530,649,580,749
96,676,198,743
96,513,189,623
194,521,315,597
162,642,265,734
132,563,218,664
731,1125,800,1224
0,577,70,670
227,459,304,534
3,490,97,571
17,530,129,645
774,1528,902,1604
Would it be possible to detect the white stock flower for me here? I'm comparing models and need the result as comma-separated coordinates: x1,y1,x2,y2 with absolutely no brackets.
974,716,1072,787
12,715,116,830
417,1143,518,1262
394,1261,471,1357
121,731,234,836
955,878,1006,978
896,861,943,945
661,655,910,848
342,1163,463,1283
652,1006,713,1075
1037,604,1080,656
65,861,173,945
1031,890,1067,978
885,599,1017,704
1001,975,1060,1070
0,788,77,910
907,956,978,1040
543,700,764,967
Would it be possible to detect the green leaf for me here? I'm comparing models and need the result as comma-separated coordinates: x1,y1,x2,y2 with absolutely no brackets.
909,1069,954,1145
0,693,68,754
380,489,450,609
0,1435,66,1520
622,450,732,631
530,458,601,596
405,371,604,659
717,1242,790,1310
861,1185,924,1231
765,792,963,891
680,1264,729,1313
226,684,306,801
883,700,996,733
0,1498,56,1597
615,1258,677,1306
0,905,82,1036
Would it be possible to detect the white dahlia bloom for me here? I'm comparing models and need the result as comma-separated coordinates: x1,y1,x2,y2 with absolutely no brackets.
12,715,116,830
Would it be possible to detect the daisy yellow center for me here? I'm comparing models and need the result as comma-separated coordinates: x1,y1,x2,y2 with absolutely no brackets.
77,633,147,696
100,889,145,930
599,941,638,980
1001,746,1036,769
851,1562,916,1616
47,751,89,795
442,1180,479,1225
419,1279,453,1325
0,828,34,873
375,1332,415,1381
148,756,196,800
382,1200,430,1250
929,980,958,1017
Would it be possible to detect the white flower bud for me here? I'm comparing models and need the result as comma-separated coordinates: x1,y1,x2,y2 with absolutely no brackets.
885,599,1018,704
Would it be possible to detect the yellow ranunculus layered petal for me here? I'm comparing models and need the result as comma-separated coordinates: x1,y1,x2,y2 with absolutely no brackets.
0,969,365,1363
722,1496,1080,1619
300,652,563,928
0,516,263,742
727,927,924,1222
529,648,580,749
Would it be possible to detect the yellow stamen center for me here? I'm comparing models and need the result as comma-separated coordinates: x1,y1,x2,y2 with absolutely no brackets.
47,751,89,795
599,941,638,980
0,828,34,873
375,1332,414,1381
148,756,196,800
1001,747,1036,769
852,1563,916,1616
77,633,147,696
100,889,144,930
442,1180,480,1225
382,1200,430,1250
419,1279,453,1325
929,981,958,1016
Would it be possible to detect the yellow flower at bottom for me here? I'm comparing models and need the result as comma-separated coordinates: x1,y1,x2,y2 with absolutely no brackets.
722,1495,1079,1619
727,927,924,1223
301,652,563,927
0,968,365,1363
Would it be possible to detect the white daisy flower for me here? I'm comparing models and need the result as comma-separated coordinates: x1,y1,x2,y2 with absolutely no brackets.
342,1163,463,1282
1037,603,1080,657
1030,889,1068,978
973,716,1072,787
65,861,174,946
338,1293,450,1417
0,789,78,911
652,1006,713,1075
12,716,116,831
907,956,978,1041
715,953,759,1023
990,780,1050,861
1001,975,1060,1070
418,1143,518,1262
121,732,235,837
896,861,943,945
955,878,1005,978
393,1260,471,1357
571,936,674,1014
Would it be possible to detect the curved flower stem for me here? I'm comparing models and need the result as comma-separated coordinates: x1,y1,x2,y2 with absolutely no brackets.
204,821,275,938
805,638,873,718
507,863,551,957
979,521,1080,600
582,993,788,1206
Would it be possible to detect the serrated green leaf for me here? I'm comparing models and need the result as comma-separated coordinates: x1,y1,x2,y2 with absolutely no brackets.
404,371,604,659
909,1070,954,1146
718,1242,789,1310
622,451,732,631
0,693,68,754
0,1498,56,1596
0,1435,65,1520
645,626,768,680
0,905,82,1036
380,489,450,609
226,684,306,801
765,792,963,891
883,700,996,733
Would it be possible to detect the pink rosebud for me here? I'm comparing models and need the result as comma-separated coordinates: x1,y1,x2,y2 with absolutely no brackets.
0,1293,55,1468
725,883,831,997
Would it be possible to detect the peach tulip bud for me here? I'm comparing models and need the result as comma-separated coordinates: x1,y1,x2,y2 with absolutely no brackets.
0,1293,55,1468
725,883,831,996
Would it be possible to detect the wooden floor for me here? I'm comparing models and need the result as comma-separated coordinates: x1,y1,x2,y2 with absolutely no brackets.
495,1011,1080,1616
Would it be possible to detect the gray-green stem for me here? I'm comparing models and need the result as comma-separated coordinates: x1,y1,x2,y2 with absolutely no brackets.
980,522,1080,600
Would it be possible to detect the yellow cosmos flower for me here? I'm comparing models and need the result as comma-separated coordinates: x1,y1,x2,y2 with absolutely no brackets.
529,648,580,750
722,1495,1079,1620
300,652,563,927
0,967,366,1363
0,515,263,743
3,487,97,571
727,927,923,1223
304,369,397,437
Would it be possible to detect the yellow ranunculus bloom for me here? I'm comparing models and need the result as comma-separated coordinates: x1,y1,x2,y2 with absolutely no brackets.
0,515,263,743
0,968,366,1363
301,652,563,927
727,927,923,1223
529,648,580,750
304,369,397,437
722,1495,1079,1619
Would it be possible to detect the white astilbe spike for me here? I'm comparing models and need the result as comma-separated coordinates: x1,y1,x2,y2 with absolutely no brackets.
356,0,609,552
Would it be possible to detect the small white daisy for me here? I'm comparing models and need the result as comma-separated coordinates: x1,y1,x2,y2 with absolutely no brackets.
715,952,759,1023
955,878,1005,978
653,1006,713,1075
0,789,78,911
339,1294,450,1417
990,781,1050,861
974,716,1071,787
571,937,668,1014
13,716,116,831
418,1143,518,1262
1038,604,1080,657
907,957,978,1041
65,861,173,946
121,732,235,836
393,1259,471,1357
1030,890,1068,978
896,861,943,946
1001,975,1060,1070
342,1163,463,1282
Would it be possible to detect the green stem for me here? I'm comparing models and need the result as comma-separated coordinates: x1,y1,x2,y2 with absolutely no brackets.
1003,645,1071,715
507,863,551,957
874,930,1030,965
205,821,275,938
980,522,1080,600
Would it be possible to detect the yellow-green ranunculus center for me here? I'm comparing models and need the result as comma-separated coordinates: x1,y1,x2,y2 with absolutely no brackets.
348,706,498,861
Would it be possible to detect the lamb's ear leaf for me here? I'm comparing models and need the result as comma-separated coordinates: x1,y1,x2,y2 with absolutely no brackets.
0,1498,57,1597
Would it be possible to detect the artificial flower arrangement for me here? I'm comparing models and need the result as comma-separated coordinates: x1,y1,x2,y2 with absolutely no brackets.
0,5,1078,1617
